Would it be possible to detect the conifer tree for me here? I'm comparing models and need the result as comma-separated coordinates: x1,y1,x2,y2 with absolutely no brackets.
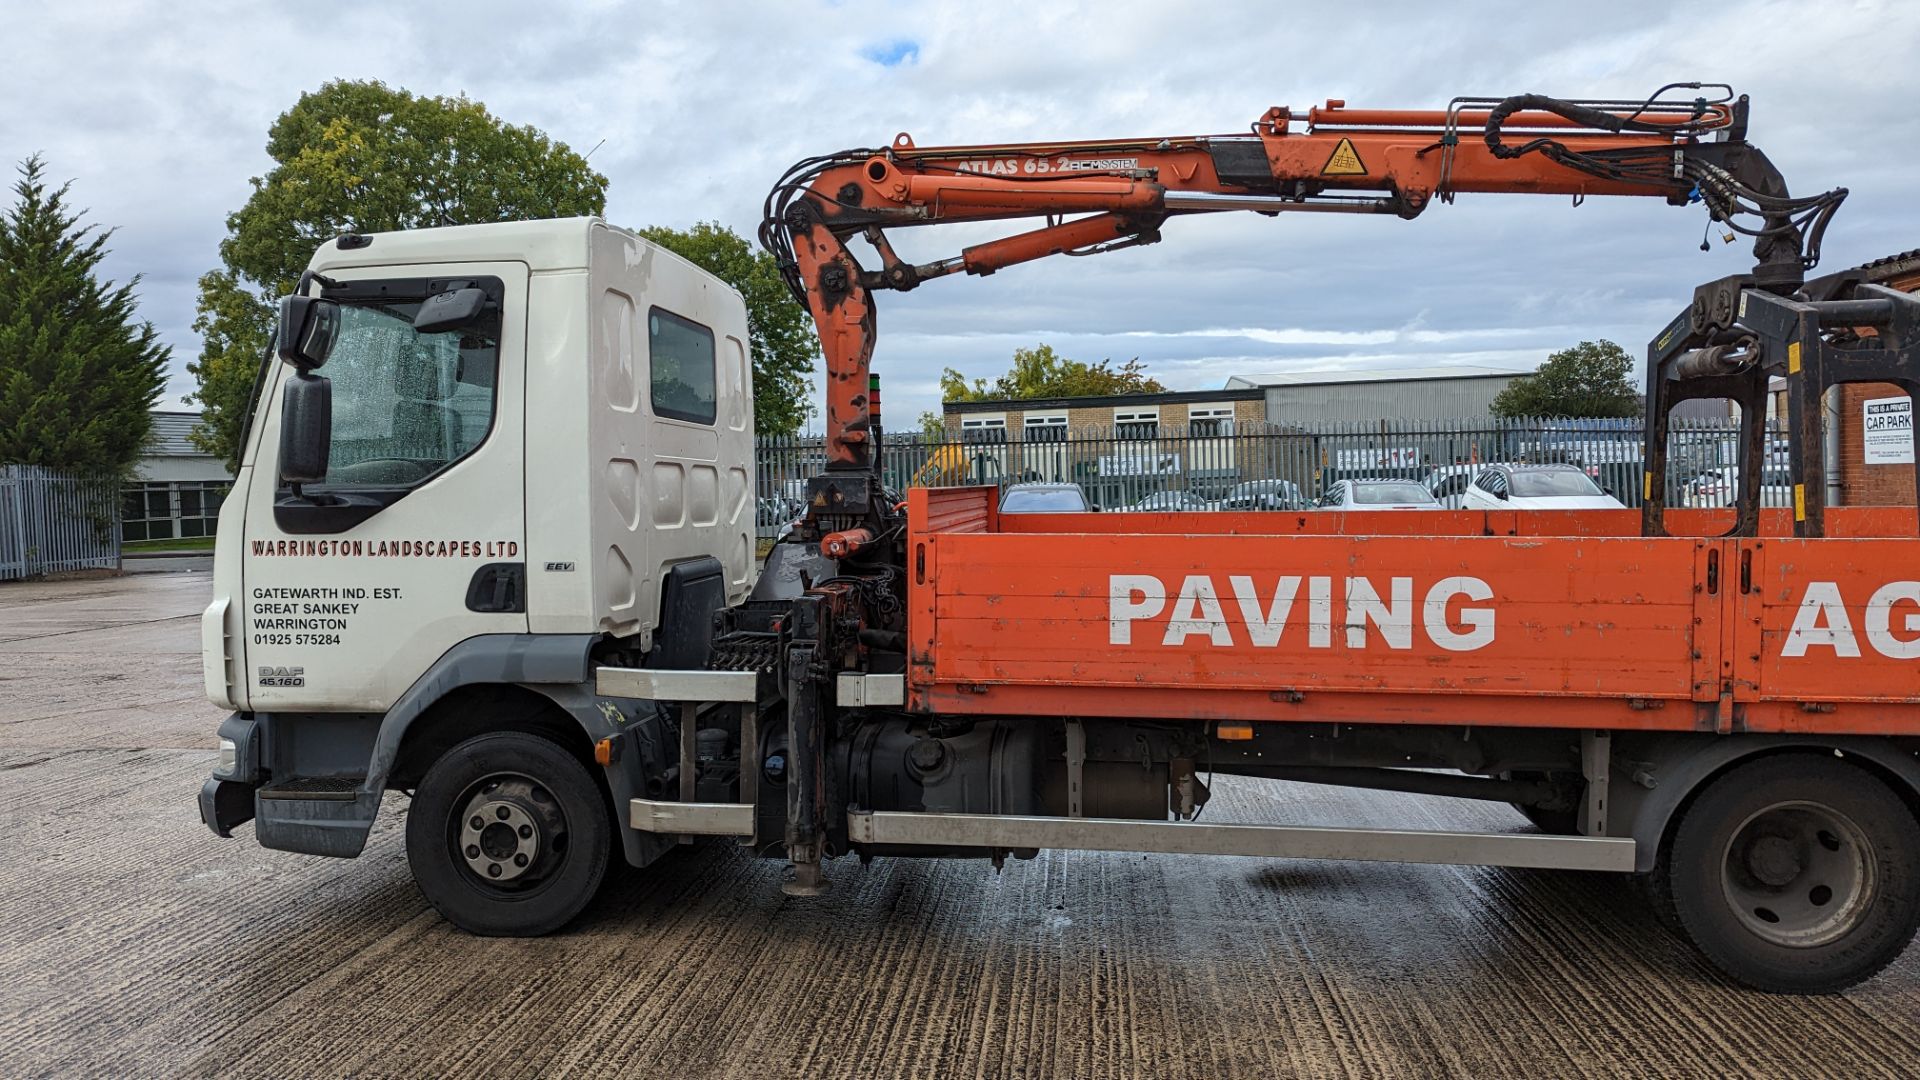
0,155,169,474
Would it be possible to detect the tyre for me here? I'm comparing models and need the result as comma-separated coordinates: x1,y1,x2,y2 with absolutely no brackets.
406,731,611,936
1665,754,1920,993
1637,840,1683,936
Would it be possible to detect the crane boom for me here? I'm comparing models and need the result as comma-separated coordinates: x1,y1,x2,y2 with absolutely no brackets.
761,87,1844,509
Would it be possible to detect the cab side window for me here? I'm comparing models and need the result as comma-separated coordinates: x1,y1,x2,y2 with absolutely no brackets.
324,298,500,488
648,307,716,425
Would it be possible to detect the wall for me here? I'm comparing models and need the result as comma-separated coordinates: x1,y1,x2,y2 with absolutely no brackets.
1838,382,1916,505
134,453,232,483
1835,257,1919,505
1261,375,1521,423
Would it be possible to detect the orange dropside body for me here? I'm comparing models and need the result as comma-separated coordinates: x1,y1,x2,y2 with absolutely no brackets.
905,488,1920,737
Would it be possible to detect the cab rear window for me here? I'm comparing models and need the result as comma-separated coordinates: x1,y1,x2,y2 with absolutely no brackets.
649,307,716,425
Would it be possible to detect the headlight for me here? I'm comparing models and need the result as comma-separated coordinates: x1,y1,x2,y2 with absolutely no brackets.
216,737,238,777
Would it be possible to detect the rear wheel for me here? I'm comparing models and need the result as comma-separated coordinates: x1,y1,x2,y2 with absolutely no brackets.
1665,755,1920,993
406,731,611,936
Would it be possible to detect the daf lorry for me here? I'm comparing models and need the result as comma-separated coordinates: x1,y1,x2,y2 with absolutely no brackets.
200,90,1920,993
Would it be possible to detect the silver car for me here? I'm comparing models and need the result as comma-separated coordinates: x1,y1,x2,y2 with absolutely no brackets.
1215,479,1307,511
1316,478,1442,510
998,482,1092,513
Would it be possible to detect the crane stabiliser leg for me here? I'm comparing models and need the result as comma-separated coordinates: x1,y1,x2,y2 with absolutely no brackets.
783,597,831,896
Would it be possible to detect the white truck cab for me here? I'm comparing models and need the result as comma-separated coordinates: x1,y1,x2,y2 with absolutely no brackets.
200,219,756,907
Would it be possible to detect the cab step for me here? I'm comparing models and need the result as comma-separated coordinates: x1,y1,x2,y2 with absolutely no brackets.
258,777,363,802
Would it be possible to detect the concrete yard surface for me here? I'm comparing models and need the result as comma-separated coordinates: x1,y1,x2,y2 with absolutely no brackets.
0,573,1915,1078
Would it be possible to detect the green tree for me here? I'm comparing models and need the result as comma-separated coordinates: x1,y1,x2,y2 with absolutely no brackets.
940,343,1166,403
0,155,169,475
187,80,608,467
1491,340,1640,418
636,223,818,436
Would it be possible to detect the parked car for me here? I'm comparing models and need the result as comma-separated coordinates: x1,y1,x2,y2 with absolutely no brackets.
757,496,803,529
1423,465,1480,509
1460,463,1625,510
1213,479,1307,511
1315,478,1442,510
1685,465,1794,508
1126,490,1211,512
998,482,1093,513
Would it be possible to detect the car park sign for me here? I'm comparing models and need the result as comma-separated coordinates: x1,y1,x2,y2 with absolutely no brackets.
1863,395,1914,465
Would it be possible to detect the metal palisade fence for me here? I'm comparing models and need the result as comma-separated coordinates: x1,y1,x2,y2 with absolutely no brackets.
753,416,1785,535
0,465,122,581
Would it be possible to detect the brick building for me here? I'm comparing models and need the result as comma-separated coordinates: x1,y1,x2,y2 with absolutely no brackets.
939,387,1270,502
1836,250,1920,505
941,386,1267,443
938,366,1538,441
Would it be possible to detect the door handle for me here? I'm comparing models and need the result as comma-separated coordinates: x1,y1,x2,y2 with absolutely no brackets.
465,562,526,613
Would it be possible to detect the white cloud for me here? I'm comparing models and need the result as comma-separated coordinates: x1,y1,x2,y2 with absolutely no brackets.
2,0,1914,422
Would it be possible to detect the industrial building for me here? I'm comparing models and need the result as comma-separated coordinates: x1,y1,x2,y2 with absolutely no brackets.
940,365,1531,438
125,411,231,542
1224,365,1530,423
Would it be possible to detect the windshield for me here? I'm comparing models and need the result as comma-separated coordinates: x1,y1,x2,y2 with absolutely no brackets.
1000,488,1087,512
1509,470,1602,498
319,292,500,487
1353,482,1433,505
1233,481,1296,499
1137,492,1197,508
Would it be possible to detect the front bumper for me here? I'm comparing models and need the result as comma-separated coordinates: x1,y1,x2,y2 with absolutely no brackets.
199,712,261,837
199,777,257,836
194,711,378,857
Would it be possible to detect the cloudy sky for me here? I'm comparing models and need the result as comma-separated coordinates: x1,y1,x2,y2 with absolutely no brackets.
6,0,1916,423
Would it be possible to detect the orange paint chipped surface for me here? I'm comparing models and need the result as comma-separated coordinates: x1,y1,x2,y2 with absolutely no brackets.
906,488,1920,735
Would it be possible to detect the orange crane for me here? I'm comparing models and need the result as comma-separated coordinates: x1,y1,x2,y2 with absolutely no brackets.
762,86,1843,515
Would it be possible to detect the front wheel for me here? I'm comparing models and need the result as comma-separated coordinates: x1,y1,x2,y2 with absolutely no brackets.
1665,754,1920,993
406,731,611,936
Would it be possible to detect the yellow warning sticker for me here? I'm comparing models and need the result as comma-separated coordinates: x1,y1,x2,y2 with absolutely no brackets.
1793,483,1806,521
1321,138,1367,176
1643,472,1653,501
1787,341,1802,374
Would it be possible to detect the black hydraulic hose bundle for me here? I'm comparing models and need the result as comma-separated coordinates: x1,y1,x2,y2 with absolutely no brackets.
1482,89,1847,271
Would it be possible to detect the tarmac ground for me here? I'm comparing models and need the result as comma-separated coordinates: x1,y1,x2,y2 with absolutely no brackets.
1,572,1915,1077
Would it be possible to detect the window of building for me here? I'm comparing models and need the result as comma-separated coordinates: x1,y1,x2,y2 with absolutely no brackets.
1023,414,1069,443
122,481,227,542
649,307,717,425
1188,405,1234,438
1114,409,1159,440
961,417,1007,444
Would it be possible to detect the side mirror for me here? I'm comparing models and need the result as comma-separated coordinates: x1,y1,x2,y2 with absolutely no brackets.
1495,487,1510,501
277,294,340,370
413,287,488,333
279,371,332,486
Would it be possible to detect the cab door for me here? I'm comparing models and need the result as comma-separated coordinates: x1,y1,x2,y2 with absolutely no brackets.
241,261,528,712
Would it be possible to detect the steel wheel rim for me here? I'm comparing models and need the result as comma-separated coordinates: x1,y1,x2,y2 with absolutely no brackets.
1720,799,1876,948
451,772,571,893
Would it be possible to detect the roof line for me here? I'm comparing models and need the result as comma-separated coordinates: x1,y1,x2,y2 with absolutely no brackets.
943,386,1265,413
